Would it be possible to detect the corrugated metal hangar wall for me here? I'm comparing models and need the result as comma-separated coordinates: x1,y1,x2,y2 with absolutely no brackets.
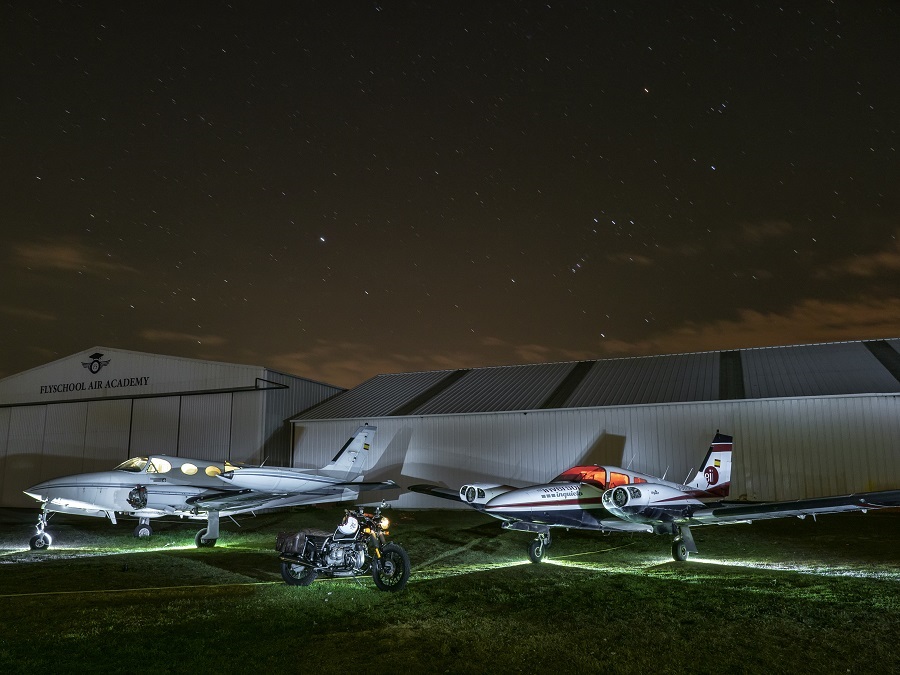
289,340,900,507
0,347,343,508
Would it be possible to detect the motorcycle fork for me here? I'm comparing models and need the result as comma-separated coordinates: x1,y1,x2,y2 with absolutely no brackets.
369,533,382,559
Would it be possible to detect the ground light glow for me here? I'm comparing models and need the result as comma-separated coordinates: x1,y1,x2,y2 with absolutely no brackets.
410,559,533,581
687,556,900,580
0,541,201,564
541,552,900,582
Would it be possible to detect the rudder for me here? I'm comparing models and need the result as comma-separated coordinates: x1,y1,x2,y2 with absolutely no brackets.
687,432,732,497
319,425,377,480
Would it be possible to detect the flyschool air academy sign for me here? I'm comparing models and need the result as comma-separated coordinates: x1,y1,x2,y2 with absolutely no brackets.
38,352,151,396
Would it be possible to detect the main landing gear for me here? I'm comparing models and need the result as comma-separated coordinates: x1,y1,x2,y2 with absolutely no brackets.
528,532,552,563
670,525,698,562
29,510,53,550
194,511,219,548
133,517,153,538
131,513,219,548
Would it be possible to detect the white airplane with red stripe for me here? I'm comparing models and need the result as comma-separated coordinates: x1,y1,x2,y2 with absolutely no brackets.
410,432,900,562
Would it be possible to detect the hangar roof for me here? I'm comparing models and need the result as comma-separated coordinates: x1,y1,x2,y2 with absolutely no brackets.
292,339,900,421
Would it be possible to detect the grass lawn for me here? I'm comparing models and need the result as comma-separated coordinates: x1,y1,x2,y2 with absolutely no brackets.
1,506,899,674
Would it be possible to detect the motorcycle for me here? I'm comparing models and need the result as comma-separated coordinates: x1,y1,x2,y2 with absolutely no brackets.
275,503,411,592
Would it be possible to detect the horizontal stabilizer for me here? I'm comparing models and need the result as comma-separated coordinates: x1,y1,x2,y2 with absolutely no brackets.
408,483,464,503
334,480,399,491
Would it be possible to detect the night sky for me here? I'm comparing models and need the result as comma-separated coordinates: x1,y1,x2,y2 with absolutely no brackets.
3,2,898,388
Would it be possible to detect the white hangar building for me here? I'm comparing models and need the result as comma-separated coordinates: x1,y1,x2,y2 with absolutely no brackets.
0,347,343,508
289,339,900,508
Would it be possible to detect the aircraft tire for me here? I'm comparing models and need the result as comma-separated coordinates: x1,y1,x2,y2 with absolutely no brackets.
528,539,545,564
672,539,689,562
281,562,317,586
134,524,153,538
195,528,217,548
29,533,52,550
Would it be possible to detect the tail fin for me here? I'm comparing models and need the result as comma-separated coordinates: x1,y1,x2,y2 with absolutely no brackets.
686,432,732,497
318,425,377,480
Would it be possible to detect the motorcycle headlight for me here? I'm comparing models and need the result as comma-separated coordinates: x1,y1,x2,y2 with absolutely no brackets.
379,516,390,530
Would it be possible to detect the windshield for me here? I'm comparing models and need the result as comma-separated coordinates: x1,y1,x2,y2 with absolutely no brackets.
114,457,148,473
551,466,607,489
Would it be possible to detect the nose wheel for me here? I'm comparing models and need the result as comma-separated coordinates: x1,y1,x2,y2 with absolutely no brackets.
528,532,552,563
29,511,53,550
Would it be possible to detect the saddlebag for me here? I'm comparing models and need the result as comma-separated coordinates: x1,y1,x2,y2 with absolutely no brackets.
275,528,330,555
275,531,306,555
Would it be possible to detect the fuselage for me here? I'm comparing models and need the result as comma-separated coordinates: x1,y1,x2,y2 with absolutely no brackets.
482,481,606,528
24,455,241,519
472,464,723,531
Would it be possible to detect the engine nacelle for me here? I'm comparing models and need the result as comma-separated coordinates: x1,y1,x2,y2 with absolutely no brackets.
459,483,513,505
602,483,699,523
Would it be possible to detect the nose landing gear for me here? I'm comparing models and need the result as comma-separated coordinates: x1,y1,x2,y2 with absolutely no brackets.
528,532,552,563
29,511,53,550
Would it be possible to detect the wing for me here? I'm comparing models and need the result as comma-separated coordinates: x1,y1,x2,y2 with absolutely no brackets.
407,483,463,502
188,479,398,514
685,489,900,525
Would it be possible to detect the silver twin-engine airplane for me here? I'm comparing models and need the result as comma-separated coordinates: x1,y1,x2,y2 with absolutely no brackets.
410,432,900,562
23,425,394,550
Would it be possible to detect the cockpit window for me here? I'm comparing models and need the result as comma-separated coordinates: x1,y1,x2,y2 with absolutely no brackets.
115,457,148,473
147,457,172,474
551,466,607,489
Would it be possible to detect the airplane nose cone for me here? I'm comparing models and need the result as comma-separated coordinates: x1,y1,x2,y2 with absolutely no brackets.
23,483,49,501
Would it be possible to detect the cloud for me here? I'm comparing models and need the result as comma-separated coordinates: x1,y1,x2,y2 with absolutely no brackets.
269,340,495,388
269,296,900,388
820,235,900,278
739,220,794,243
0,305,56,321
140,329,227,346
478,336,594,364
596,297,900,357
269,337,595,388
605,253,654,266
12,240,137,275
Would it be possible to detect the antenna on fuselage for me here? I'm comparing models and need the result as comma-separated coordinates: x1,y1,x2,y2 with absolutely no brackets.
661,466,669,481
683,468,694,484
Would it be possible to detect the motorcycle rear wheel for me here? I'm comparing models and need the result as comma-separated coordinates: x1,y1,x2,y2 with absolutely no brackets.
281,561,318,586
372,543,410,592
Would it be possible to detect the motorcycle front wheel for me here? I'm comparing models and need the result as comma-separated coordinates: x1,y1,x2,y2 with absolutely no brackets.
281,561,318,587
372,543,411,592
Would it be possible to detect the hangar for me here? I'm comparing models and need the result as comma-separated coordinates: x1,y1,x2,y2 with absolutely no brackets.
0,347,343,508
288,339,900,507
